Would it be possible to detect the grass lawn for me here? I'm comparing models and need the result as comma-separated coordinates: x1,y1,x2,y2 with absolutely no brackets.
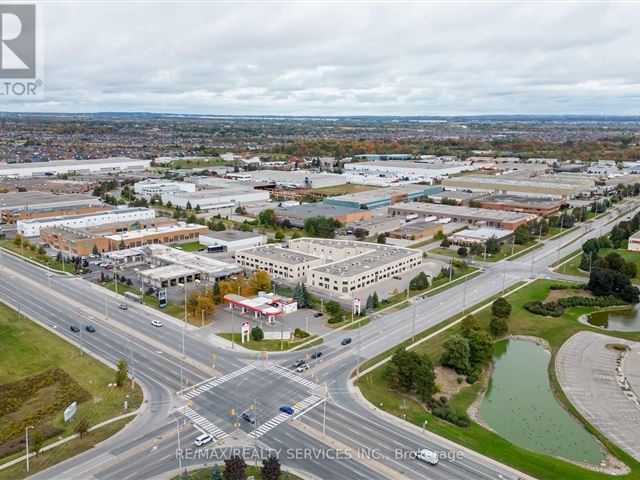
327,316,371,330
0,240,75,273
169,158,230,169
170,465,302,480
430,240,539,262
313,183,380,196
173,241,204,252
556,248,640,285
0,302,143,468
0,417,132,480
216,333,323,351
357,279,640,480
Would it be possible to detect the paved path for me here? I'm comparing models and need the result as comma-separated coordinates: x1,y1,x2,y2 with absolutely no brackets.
556,331,640,462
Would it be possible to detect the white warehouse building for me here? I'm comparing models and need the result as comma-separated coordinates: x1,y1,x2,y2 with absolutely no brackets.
344,161,474,183
133,179,196,196
199,230,268,252
17,207,156,237
162,188,270,211
0,158,150,178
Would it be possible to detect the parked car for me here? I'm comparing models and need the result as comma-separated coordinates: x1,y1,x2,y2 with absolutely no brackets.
416,449,439,465
45,271,53,277
314,312,323,318
242,411,256,424
119,304,128,310
296,364,309,373
311,351,323,359
292,359,306,369
392,275,402,280
70,325,80,332
151,319,163,327
85,325,96,333
279,406,295,415
341,337,352,346
194,433,213,446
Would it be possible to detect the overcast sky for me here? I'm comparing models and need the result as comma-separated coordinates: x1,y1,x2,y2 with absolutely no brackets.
4,2,640,115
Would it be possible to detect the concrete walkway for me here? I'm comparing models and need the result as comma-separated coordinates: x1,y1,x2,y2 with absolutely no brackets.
556,331,640,462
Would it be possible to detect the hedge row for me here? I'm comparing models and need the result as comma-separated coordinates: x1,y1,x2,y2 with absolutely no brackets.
525,295,627,317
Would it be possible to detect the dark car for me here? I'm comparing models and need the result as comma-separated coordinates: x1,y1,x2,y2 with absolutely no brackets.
242,411,256,424
314,312,324,318
85,325,96,333
70,325,80,332
279,406,295,415
311,351,323,359
341,337,352,346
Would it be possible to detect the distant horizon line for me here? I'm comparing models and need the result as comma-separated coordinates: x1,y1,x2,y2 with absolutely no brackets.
1,111,640,120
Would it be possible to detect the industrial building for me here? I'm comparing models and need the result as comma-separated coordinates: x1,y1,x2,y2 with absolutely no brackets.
0,157,150,178
133,179,196,196
275,203,373,227
451,228,513,246
161,188,269,211
344,160,473,183
235,238,423,294
199,230,267,252
139,245,242,287
323,185,443,210
425,190,486,205
387,203,536,230
387,221,443,241
17,207,156,237
0,192,109,224
477,194,566,216
337,216,405,237
227,170,347,189
441,175,593,199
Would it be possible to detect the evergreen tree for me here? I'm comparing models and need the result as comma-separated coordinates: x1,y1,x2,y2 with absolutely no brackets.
261,454,281,480
209,466,223,480
224,455,247,480
371,291,380,309
366,294,374,310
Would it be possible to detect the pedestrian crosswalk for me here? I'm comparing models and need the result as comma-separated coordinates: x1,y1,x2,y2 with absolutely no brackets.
270,364,320,390
249,395,324,439
177,405,227,440
178,365,255,400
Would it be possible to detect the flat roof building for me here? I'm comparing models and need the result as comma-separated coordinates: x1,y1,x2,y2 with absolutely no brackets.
477,194,566,216
161,188,269,211
387,202,536,230
275,204,373,227
345,160,473,183
0,157,150,178
442,175,593,199
387,221,443,241
337,216,406,237
18,207,156,237
324,185,443,210
228,170,347,189
451,228,513,246
133,179,196,196
0,192,109,224
199,230,267,252
235,244,325,281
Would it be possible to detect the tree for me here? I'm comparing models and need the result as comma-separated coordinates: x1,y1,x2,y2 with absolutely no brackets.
212,281,222,303
491,297,512,318
303,216,342,238
457,246,468,257
274,230,285,241
605,252,625,271
371,291,380,308
74,416,91,439
513,225,532,245
460,315,480,338
440,237,450,248
209,465,223,480
249,270,272,293
622,261,637,278
239,222,253,232
467,330,494,365
620,284,640,304
366,294,374,310
261,454,282,480
115,359,128,388
469,243,483,256
92,244,99,255
485,236,501,255
224,455,247,480
353,228,368,240
32,430,44,455
258,209,277,226
489,316,508,336
186,201,192,210
409,272,429,291
325,300,342,317
376,233,386,244
412,357,437,402
119,238,126,250
179,471,192,480
440,335,470,373
251,326,264,341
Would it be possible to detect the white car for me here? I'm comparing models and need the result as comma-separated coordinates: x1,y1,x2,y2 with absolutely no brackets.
194,433,213,446
45,272,53,277
151,320,163,327
416,448,439,465
296,364,309,373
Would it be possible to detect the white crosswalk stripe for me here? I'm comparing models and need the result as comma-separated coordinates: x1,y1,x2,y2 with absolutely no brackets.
270,365,320,390
177,405,228,439
249,395,323,439
178,365,255,399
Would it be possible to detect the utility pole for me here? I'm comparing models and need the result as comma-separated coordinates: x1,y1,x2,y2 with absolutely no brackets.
411,303,416,342
356,328,361,378
25,426,33,473
462,274,467,315
530,246,536,278
280,314,285,351
448,258,453,282
502,260,506,293
129,341,135,389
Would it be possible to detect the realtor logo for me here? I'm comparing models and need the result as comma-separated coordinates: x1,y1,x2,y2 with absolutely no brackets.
0,4,36,79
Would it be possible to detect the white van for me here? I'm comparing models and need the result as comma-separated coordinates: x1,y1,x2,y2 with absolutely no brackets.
194,433,213,447
416,448,439,465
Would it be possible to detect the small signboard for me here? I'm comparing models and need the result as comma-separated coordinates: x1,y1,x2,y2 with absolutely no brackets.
241,321,250,344
158,289,167,308
64,401,77,422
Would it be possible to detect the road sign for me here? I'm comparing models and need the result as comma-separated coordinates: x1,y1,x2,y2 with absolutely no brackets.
63,401,77,422
241,321,250,334
241,321,250,344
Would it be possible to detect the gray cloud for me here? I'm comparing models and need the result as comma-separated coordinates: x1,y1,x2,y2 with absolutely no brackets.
3,2,640,114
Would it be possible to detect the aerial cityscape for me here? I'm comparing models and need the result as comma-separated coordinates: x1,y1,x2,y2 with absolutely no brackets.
1,2,640,480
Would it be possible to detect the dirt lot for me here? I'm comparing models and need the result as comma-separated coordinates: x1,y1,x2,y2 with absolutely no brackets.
545,288,593,302
434,365,468,400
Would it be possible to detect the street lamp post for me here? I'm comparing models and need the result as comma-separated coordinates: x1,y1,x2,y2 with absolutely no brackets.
170,412,183,474
322,380,337,436
235,378,248,428
25,426,33,472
